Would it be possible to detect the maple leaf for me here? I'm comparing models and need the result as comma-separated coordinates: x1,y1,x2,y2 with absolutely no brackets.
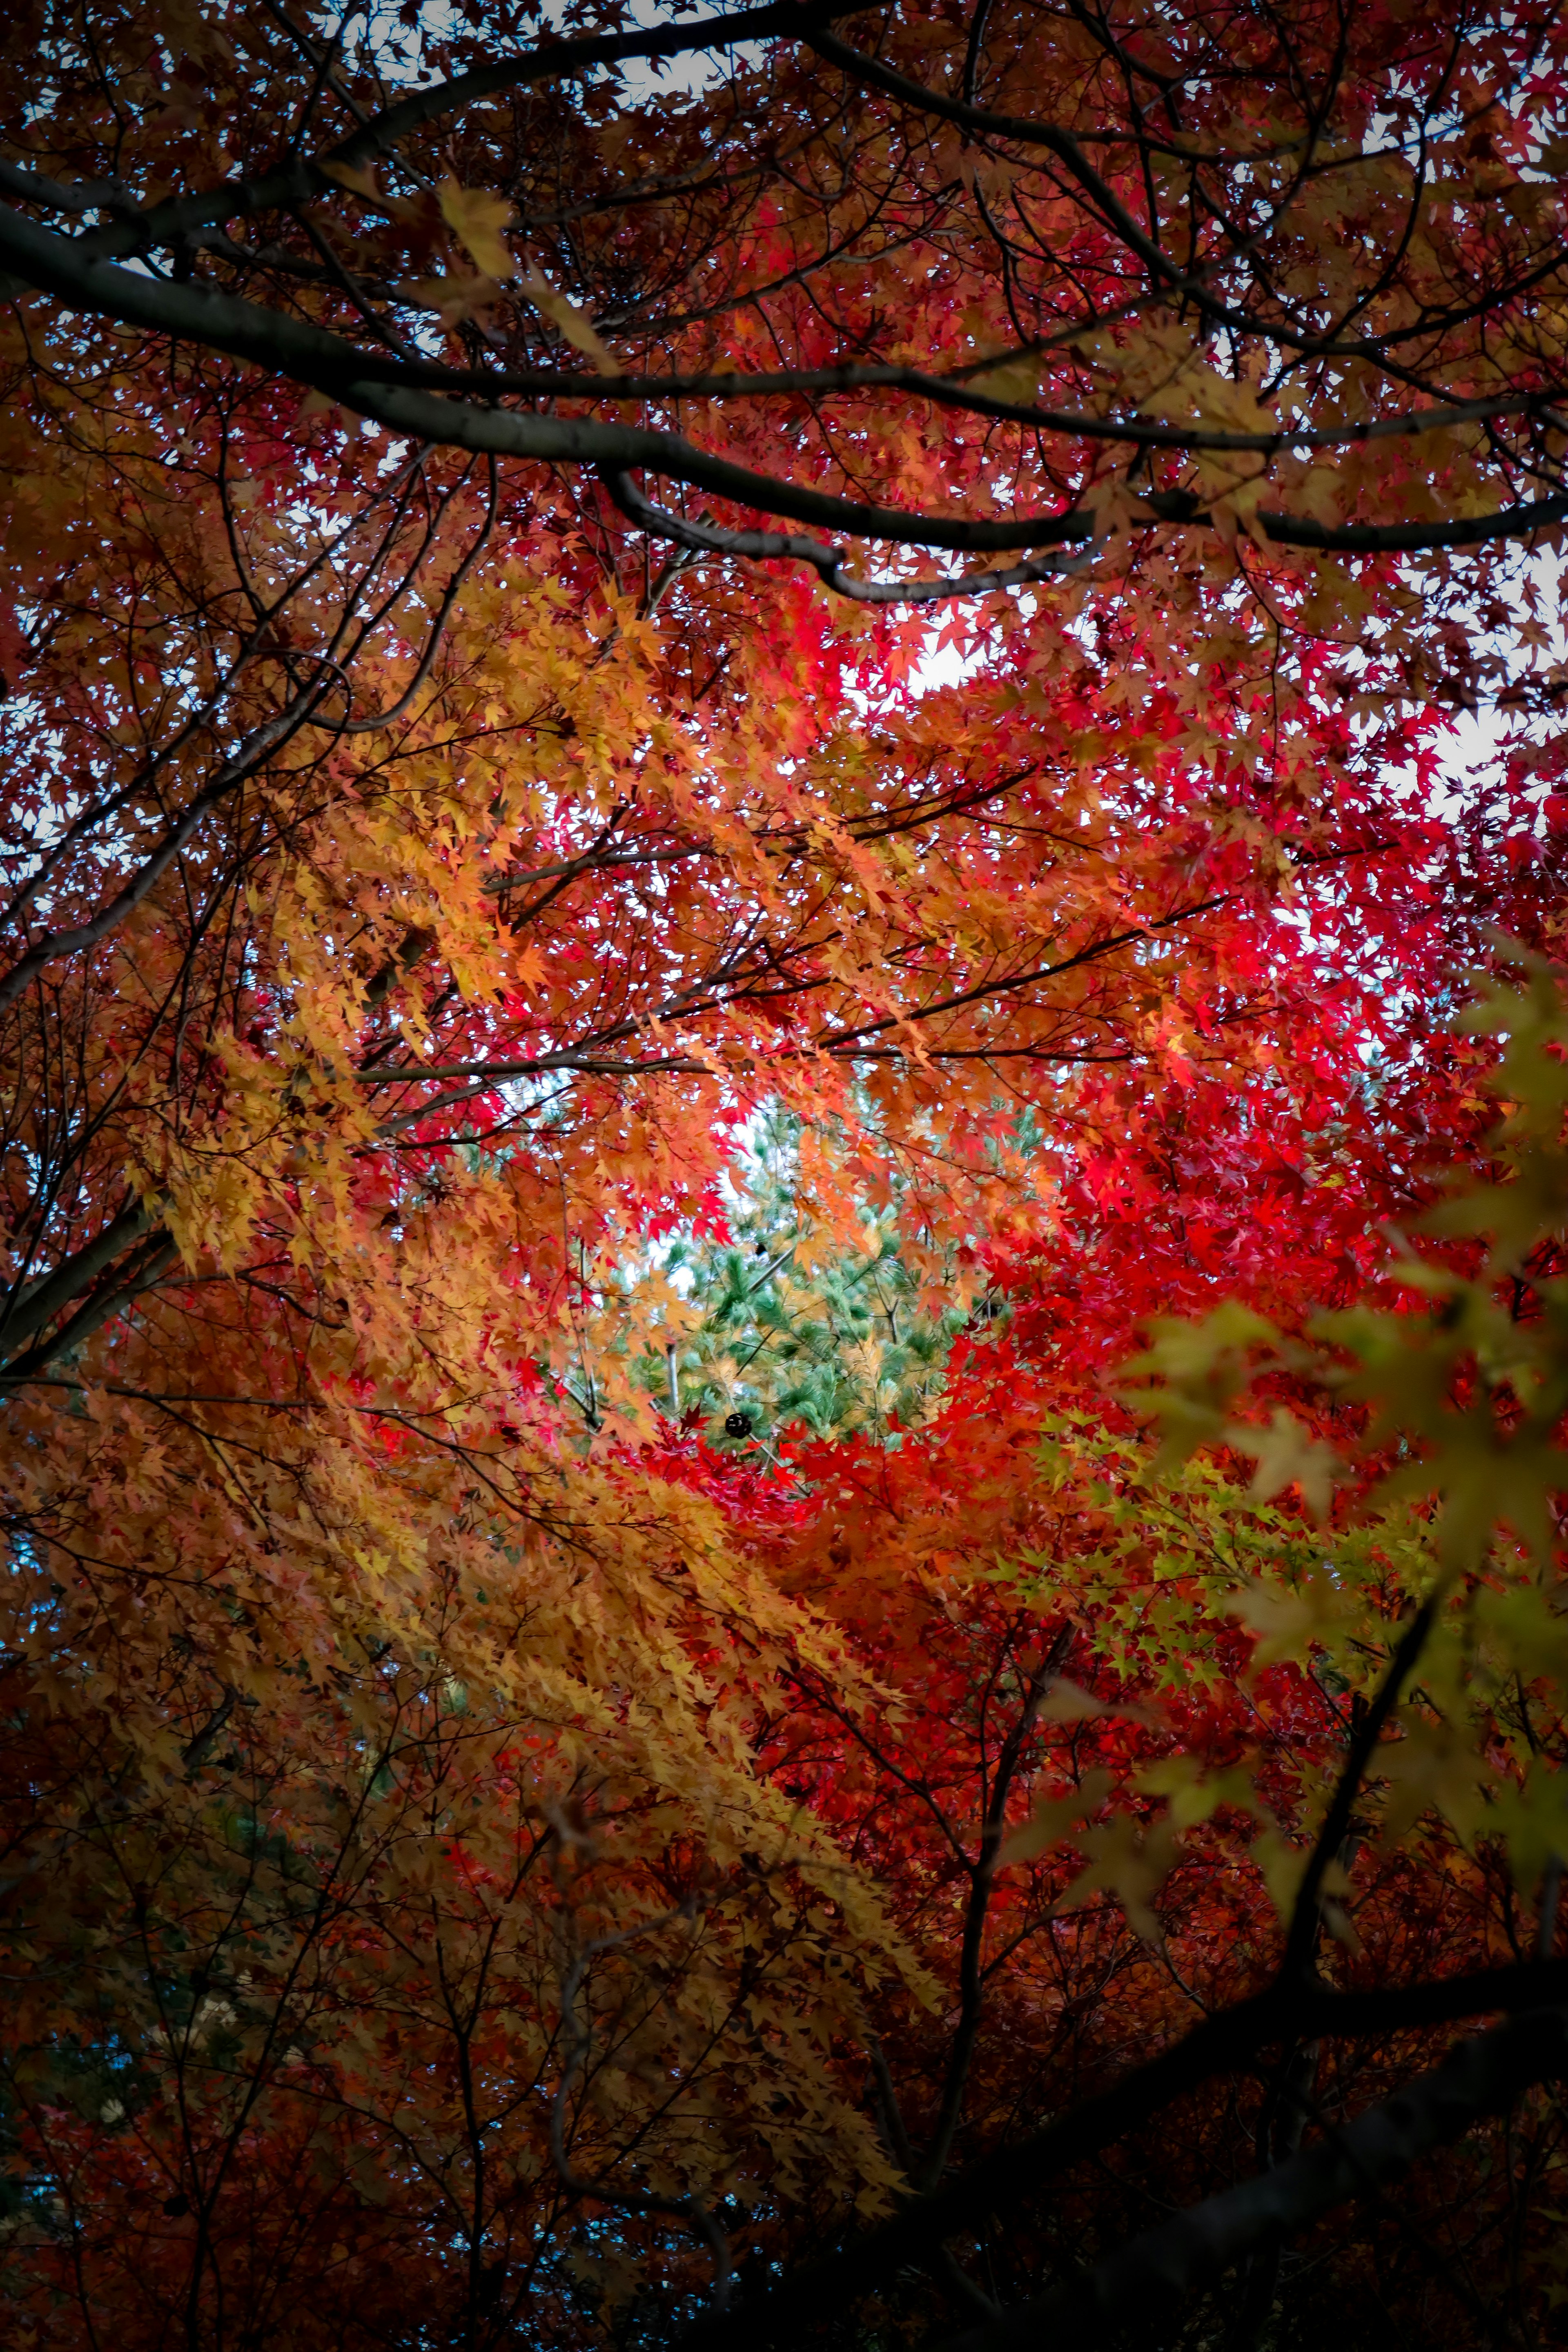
1143,363,1278,438
396,272,507,325
1227,1406,1339,1521
437,177,518,281
320,158,384,207
997,1771,1113,1866
1055,1813,1183,1944
966,353,1046,405
517,257,617,375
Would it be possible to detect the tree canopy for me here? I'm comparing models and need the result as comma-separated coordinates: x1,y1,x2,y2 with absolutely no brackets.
4,2,1568,2347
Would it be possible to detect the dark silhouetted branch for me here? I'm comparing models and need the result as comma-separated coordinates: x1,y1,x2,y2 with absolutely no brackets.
681,1964,1568,2352
935,2009,1568,2352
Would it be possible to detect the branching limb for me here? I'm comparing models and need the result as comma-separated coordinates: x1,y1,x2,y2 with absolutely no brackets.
680,1960,1568,2352
933,2009,1568,2352
598,469,1096,605
0,687,336,1018
5,208,1562,572
920,1624,1074,2191
0,1195,158,1361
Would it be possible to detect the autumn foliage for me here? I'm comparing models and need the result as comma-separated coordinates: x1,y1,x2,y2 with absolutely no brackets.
4,0,1568,2345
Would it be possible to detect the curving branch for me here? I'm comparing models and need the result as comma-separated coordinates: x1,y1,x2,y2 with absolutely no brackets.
212,349,1568,459
679,1961,1568,2352
47,3,866,268
3,205,1565,577
597,467,1096,602
0,201,1090,555
933,2008,1568,2352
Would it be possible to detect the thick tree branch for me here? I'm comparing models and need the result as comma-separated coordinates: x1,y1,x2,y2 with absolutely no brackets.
0,203,1091,555
4,208,1564,570
681,1962,1568,2352
1,1232,180,1379
243,350,1568,457
598,468,1096,601
0,1197,159,1361
934,2009,1568,2352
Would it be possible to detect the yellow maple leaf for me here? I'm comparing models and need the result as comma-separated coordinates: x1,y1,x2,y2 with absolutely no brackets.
1144,363,1278,438
1056,1813,1181,1944
437,178,517,281
321,158,384,207
395,274,506,327
1036,1677,1108,1724
1228,1571,1357,1666
1227,1407,1339,1521
1038,1678,1156,1727
519,258,617,376
1209,475,1275,550
966,354,1045,405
